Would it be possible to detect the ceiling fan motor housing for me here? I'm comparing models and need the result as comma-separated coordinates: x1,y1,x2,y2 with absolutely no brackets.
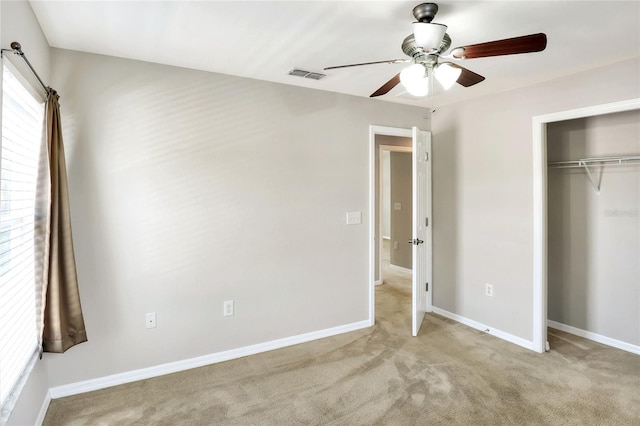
402,33,451,59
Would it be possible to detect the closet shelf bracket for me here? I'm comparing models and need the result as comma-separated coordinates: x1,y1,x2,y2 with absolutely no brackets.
580,160,601,194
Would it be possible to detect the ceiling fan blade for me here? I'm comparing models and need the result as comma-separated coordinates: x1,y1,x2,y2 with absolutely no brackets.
324,59,410,70
452,33,547,59
370,73,401,97
445,63,485,87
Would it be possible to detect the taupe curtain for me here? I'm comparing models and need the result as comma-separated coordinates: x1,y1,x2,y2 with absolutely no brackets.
37,88,87,353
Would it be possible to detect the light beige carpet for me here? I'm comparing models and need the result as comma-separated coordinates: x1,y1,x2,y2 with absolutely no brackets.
44,249,639,425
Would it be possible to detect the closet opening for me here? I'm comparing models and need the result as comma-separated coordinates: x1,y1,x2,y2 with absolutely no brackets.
532,98,640,354
547,111,639,353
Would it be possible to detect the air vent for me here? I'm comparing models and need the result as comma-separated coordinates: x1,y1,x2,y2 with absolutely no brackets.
305,72,325,80
288,68,326,80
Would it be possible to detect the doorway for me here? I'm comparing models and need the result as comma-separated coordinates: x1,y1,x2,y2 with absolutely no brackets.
380,145,413,283
369,125,432,336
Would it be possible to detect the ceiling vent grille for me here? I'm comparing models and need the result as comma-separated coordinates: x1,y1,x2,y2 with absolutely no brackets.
288,68,326,80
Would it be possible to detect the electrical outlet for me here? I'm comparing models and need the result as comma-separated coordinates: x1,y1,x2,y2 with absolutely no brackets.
485,284,494,297
223,300,234,317
145,312,157,329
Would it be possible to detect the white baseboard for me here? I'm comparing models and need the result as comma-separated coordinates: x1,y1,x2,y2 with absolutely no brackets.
432,307,534,351
49,320,370,399
35,391,51,426
547,320,640,355
388,264,412,274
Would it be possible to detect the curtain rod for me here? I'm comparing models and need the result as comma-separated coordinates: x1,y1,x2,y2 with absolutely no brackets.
1,41,48,93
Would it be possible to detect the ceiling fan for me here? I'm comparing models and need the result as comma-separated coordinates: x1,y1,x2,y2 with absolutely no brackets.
325,3,547,97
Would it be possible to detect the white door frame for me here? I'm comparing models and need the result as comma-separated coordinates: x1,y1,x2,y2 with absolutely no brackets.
378,144,412,285
531,97,640,353
369,125,413,326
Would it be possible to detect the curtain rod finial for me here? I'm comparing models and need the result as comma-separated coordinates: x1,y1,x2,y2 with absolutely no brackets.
10,41,22,53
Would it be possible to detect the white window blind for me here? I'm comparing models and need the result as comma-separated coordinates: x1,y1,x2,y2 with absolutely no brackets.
0,63,44,411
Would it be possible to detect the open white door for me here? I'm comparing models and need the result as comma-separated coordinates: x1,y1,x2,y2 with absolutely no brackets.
411,127,432,337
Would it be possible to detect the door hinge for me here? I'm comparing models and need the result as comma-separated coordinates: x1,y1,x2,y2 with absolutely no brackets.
426,282,429,291
425,217,429,227
425,152,429,162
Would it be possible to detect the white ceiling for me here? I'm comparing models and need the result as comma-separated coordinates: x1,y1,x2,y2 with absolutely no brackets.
29,1,640,107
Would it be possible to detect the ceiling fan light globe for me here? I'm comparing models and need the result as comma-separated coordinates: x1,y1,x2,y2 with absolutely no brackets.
435,63,462,90
412,22,447,50
400,64,429,96
400,63,425,86
406,78,429,97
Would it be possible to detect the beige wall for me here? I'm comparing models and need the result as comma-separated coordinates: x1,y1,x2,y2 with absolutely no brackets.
0,1,50,90
547,110,640,346
390,152,412,269
431,56,640,341
41,48,428,390
382,151,390,239
1,1,52,425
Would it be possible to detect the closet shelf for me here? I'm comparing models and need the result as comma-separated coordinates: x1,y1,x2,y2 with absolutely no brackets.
547,155,640,169
547,155,640,194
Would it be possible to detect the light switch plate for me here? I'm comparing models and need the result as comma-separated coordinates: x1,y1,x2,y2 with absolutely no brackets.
394,203,402,211
224,300,234,317
346,212,362,225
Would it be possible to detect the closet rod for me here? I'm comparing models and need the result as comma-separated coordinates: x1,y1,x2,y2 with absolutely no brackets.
1,41,48,93
548,155,640,194
548,155,640,169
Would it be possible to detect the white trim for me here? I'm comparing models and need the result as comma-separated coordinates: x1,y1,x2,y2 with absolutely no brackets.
547,320,640,355
1,55,46,103
532,98,640,354
533,98,640,125
50,320,369,399
369,125,412,327
432,307,534,351
369,126,376,326
370,125,413,138
388,264,412,274
35,390,51,426
0,350,39,425
380,145,412,152
531,117,547,353
424,132,433,314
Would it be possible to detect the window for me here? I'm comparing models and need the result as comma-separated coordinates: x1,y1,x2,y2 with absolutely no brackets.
0,63,45,414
